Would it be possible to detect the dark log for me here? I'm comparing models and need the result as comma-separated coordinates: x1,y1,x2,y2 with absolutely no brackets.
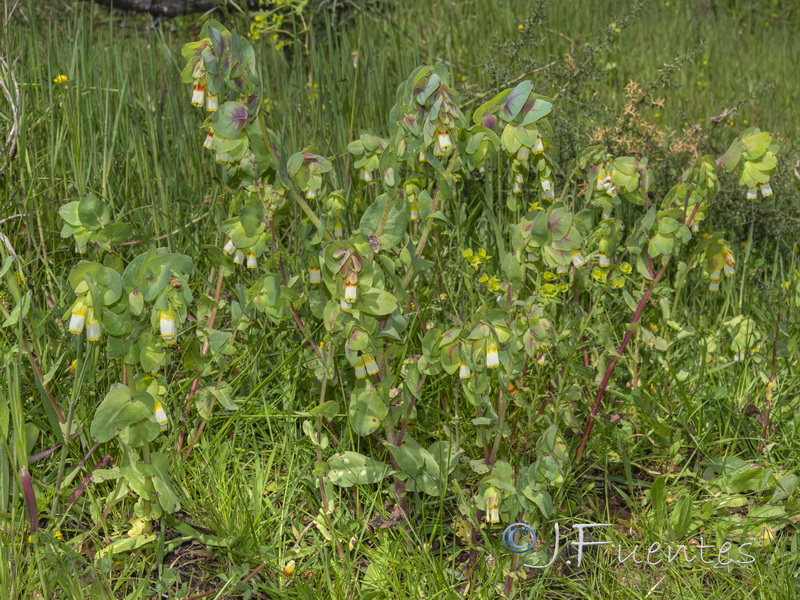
88,0,262,18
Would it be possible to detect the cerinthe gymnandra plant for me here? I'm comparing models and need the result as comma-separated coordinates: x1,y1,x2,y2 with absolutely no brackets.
53,18,780,542
174,20,780,525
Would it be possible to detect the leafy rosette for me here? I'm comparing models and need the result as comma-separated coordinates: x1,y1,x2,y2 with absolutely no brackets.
513,203,588,271
59,194,131,253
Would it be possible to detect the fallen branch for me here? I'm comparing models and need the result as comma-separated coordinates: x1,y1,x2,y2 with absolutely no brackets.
87,0,262,18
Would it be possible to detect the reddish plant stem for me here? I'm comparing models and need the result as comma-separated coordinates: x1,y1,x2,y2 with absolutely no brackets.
67,453,112,505
575,263,668,461
269,217,322,360
177,265,225,453
488,387,506,466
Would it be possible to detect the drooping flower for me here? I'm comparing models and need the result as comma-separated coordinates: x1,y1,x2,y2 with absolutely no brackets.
153,401,168,432
533,134,544,153
363,353,379,376
571,250,587,268
215,151,234,164
541,178,555,199
68,303,86,335
359,168,373,182
459,362,471,380
85,312,101,342
354,355,367,379
233,249,245,265
309,266,321,284
344,270,358,302
708,269,722,292
759,182,773,197
223,239,235,255
159,310,177,343
340,298,352,311
246,251,257,269
75,242,87,254
437,128,452,153
334,219,344,239
305,188,318,200
205,94,219,112
517,146,531,161
486,341,500,369
722,248,735,277
191,82,205,107
745,188,758,200
598,252,610,267
203,131,214,150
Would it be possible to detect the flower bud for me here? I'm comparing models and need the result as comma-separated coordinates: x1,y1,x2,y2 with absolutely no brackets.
484,486,501,523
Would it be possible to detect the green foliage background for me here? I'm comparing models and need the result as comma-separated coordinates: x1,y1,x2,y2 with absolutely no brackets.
0,0,799,598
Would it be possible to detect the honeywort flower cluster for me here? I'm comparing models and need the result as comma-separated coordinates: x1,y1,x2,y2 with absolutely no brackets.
393,64,466,159
717,128,778,201
181,20,261,165
703,237,736,292
347,133,388,183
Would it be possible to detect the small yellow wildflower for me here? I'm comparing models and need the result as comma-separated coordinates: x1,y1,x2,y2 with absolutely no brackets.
53,74,68,84
611,277,624,289
654,113,661,118
463,248,491,269
649,323,659,333
283,559,296,577
619,262,632,275
781,281,790,290
591,267,607,282
743,120,748,125
541,283,559,298
557,283,569,293
69,360,77,374
518,24,525,31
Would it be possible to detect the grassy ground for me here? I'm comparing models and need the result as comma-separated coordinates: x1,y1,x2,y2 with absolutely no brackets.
1,0,799,598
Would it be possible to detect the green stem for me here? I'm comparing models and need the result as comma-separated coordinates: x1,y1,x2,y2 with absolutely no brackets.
401,149,460,288
125,364,153,533
257,113,332,242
